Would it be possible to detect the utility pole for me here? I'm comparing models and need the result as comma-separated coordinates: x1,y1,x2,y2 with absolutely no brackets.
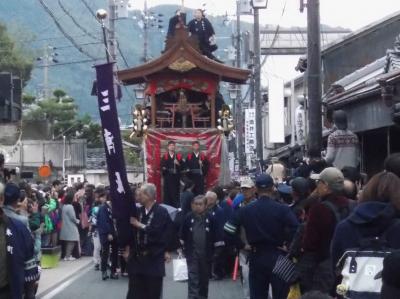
143,0,149,62
306,0,322,157
236,0,245,173
43,44,50,100
108,0,117,62
253,7,263,162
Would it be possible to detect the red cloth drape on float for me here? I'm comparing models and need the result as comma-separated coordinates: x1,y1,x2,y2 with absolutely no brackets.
144,129,222,202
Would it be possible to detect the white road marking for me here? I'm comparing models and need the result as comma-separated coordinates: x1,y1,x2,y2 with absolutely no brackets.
40,266,91,299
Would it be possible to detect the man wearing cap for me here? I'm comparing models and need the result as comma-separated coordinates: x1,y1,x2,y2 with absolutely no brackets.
290,177,310,219
298,167,350,295
161,141,183,208
0,183,39,299
3,183,29,229
236,178,257,299
232,178,256,209
186,141,209,196
224,174,299,299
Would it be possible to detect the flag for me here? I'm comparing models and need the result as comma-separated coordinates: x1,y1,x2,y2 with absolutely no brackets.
94,62,135,244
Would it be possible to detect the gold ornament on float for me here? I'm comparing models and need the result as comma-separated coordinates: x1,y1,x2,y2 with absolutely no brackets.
169,58,197,72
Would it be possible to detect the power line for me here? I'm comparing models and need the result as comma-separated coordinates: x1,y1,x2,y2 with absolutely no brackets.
117,42,129,67
37,0,96,59
35,58,103,67
57,0,101,41
55,42,103,49
78,0,99,22
12,34,97,45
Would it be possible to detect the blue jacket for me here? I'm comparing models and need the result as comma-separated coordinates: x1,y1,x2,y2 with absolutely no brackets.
97,203,116,245
4,214,39,299
224,196,299,251
208,204,225,246
331,202,400,269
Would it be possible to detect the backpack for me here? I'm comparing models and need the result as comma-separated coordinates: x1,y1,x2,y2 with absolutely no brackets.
335,219,400,299
321,199,354,224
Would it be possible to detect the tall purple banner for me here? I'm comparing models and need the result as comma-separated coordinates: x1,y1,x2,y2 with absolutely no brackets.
94,62,135,243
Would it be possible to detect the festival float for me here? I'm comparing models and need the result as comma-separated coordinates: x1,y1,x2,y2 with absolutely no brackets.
117,25,250,200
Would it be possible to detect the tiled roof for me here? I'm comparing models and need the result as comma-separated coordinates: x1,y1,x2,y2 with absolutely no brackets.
86,148,106,170
385,35,400,72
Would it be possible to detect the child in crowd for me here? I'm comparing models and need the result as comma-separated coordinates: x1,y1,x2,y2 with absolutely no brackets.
90,186,104,271
97,192,118,280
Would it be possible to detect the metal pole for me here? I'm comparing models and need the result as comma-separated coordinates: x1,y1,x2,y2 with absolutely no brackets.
306,0,322,158
44,45,49,99
290,79,296,147
253,7,263,162
236,0,245,173
62,135,66,181
108,0,117,62
143,0,148,62
101,22,110,63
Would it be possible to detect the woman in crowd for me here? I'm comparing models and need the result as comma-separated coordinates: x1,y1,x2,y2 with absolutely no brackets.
60,191,80,261
331,171,400,269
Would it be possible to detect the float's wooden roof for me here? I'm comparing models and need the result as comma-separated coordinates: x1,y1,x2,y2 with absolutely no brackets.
117,26,251,85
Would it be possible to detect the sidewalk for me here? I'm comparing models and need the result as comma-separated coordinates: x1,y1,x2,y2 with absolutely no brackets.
37,257,93,298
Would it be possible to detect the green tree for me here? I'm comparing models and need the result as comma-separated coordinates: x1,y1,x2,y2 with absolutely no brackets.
25,89,77,138
121,131,143,167
0,23,33,84
22,94,36,105
76,114,103,148
25,90,102,146
53,89,67,102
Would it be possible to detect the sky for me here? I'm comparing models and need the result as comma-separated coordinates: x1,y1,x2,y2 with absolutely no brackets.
129,0,400,84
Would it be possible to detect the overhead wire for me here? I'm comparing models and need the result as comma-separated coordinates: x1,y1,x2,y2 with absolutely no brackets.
117,42,129,67
55,42,103,49
35,58,103,67
57,0,101,41
37,0,97,59
79,0,100,23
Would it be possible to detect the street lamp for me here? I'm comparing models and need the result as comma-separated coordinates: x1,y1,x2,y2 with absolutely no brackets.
96,9,110,63
251,0,268,8
228,84,239,102
251,0,268,163
134,84,146,101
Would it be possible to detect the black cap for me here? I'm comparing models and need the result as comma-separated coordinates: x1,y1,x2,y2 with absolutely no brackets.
291,177,310,196
255,174,274,189
4,183,21,206
168,141,176,145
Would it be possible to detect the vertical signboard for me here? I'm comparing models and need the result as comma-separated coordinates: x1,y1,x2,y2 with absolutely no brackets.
268,76,285,143
244,108,256,154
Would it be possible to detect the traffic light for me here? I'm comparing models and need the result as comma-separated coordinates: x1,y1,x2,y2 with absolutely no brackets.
0,72,12,122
